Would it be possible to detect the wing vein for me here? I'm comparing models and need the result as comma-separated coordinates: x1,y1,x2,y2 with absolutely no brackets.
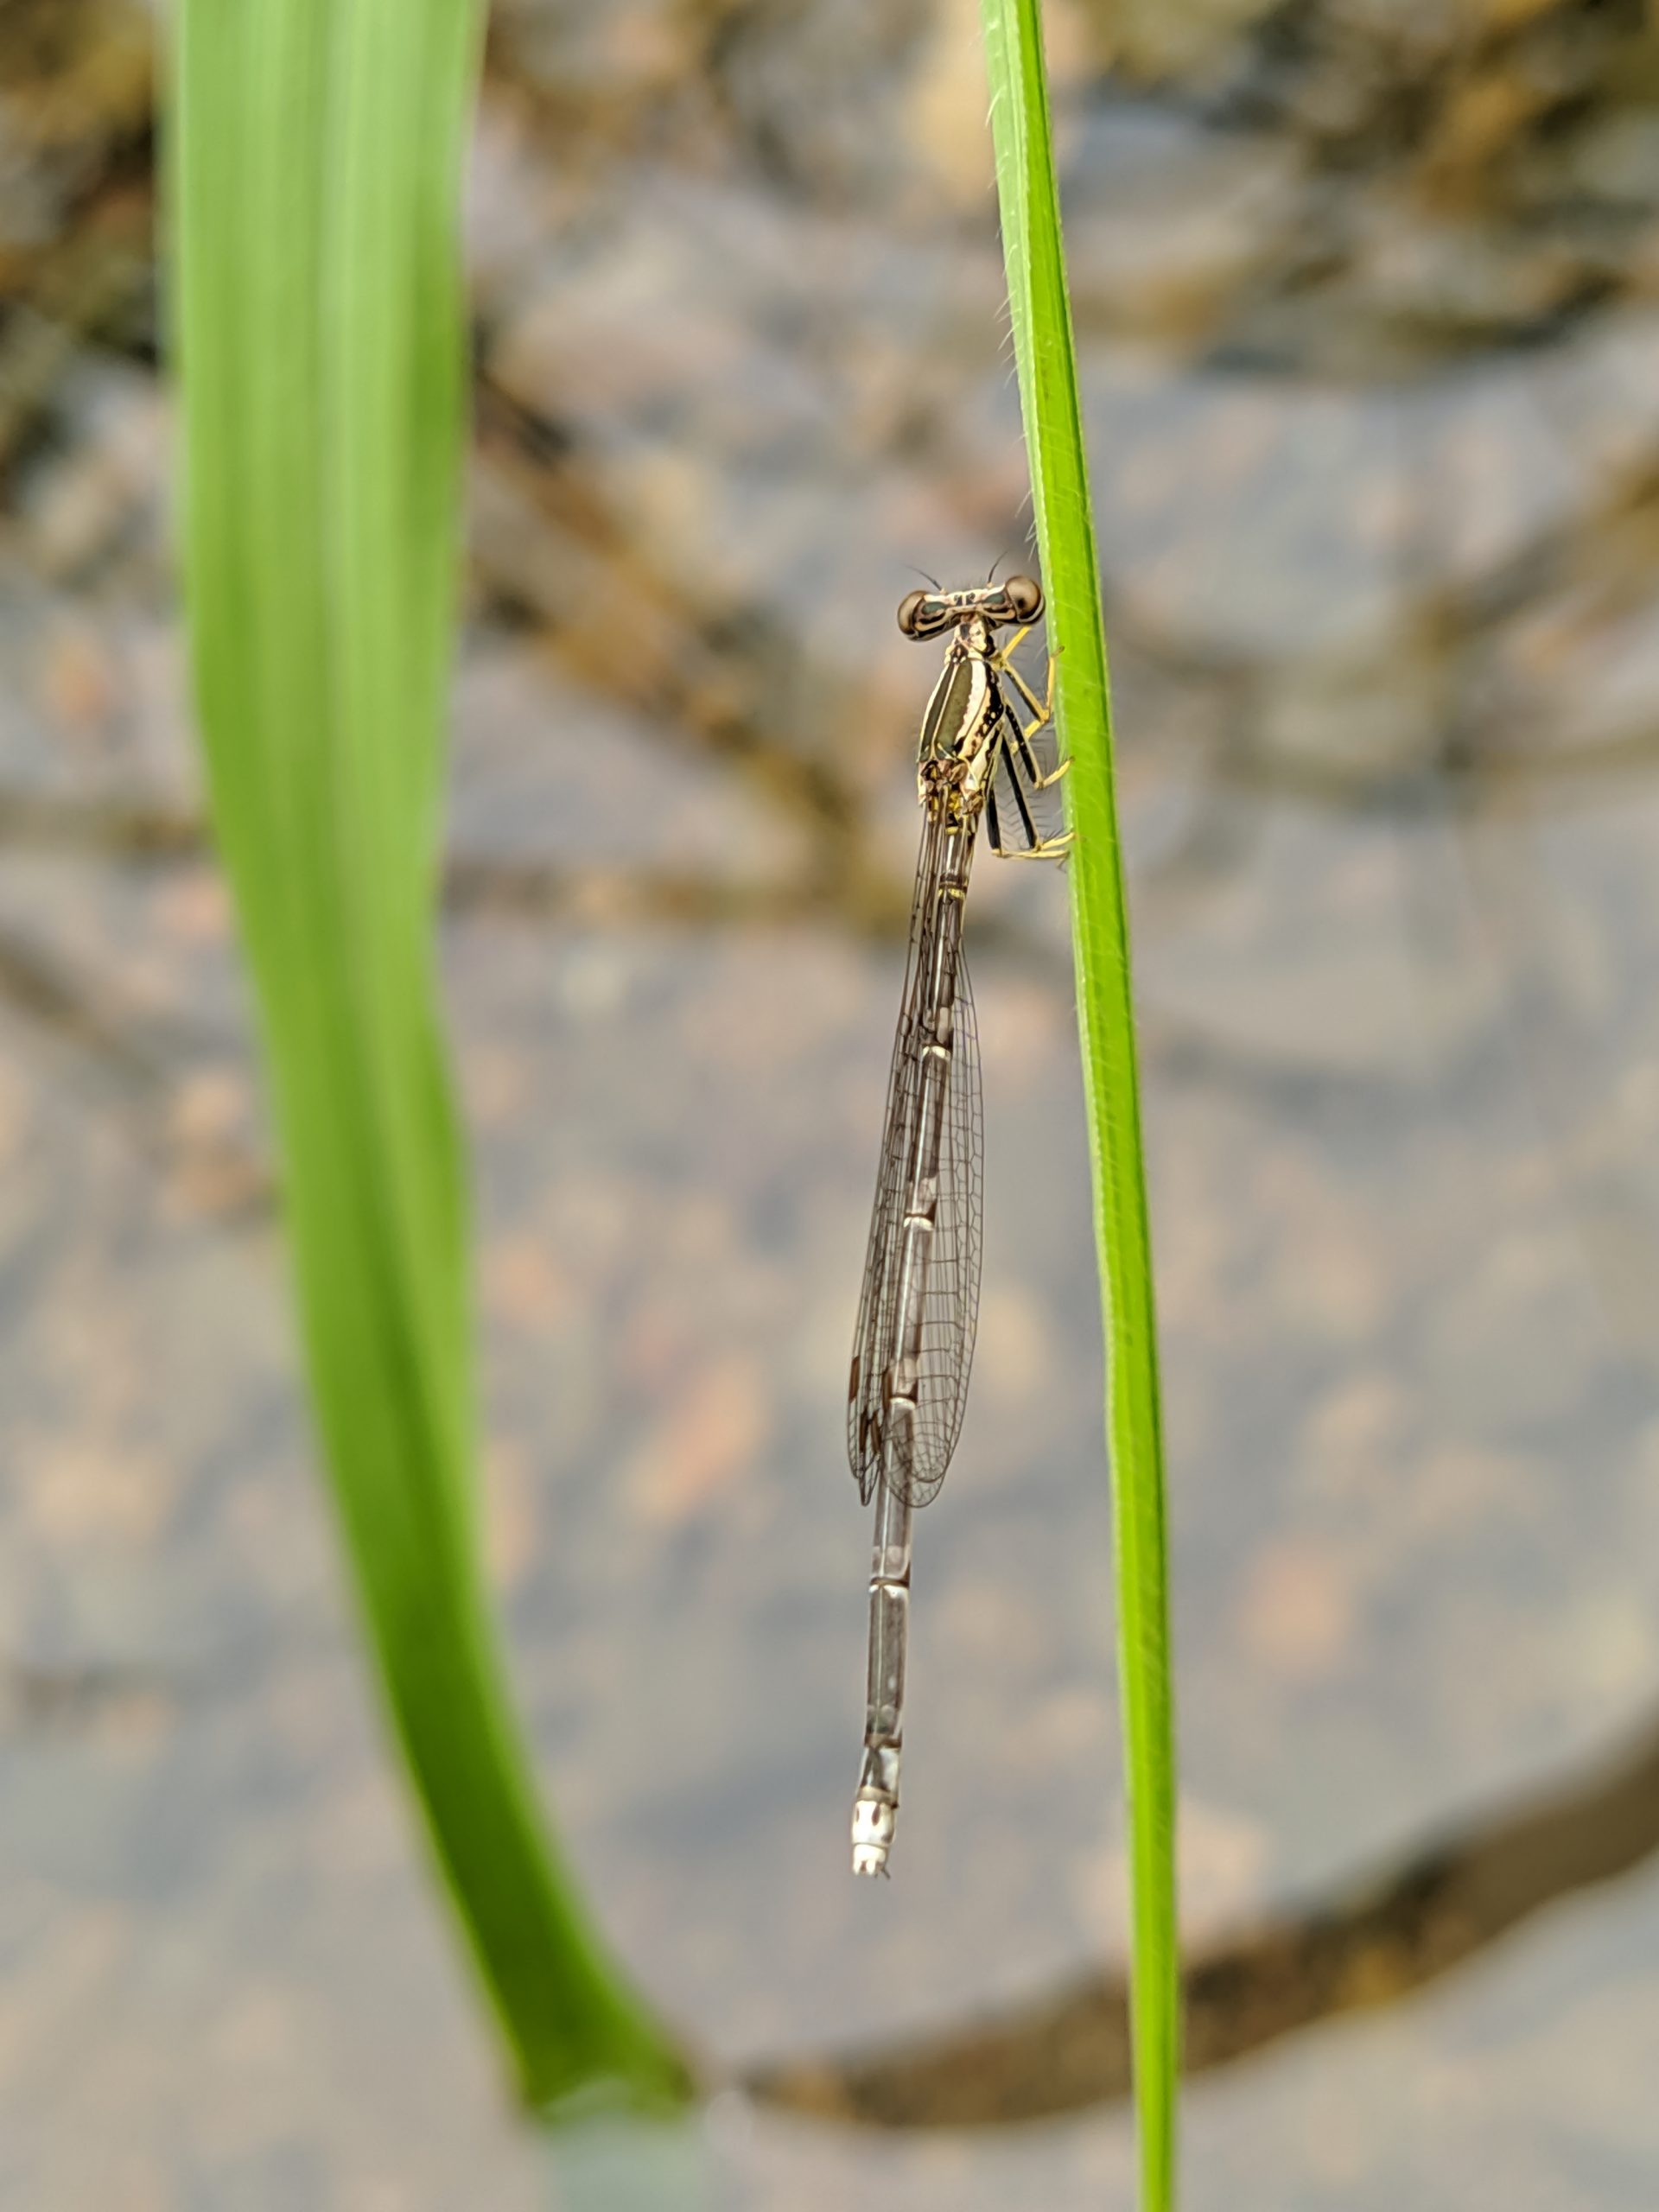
848,814,984,1507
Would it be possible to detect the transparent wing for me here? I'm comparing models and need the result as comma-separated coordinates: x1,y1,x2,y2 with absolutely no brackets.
920,944,982,1495
848,816,984,1508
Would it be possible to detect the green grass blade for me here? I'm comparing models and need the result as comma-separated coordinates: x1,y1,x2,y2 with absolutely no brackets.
978,2,1181,2201
169,0,693,2117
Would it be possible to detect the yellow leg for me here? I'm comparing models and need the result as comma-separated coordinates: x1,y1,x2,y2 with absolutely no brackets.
999,830,1075,863
1004,651,1051,722
996,650,1070,787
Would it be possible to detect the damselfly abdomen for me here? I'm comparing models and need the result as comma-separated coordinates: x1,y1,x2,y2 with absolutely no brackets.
849,575,1070,1876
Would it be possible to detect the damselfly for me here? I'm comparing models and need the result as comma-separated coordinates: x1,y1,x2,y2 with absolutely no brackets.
849,574,1070,1877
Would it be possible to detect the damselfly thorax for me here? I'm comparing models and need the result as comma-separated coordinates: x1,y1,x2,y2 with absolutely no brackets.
845,573,1071,1878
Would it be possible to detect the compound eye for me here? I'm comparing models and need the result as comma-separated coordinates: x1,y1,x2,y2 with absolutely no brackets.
897,589,931,637
1004,574,1043,622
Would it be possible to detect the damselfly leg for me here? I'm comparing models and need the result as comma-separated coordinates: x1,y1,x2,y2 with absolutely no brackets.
988,677,1073,862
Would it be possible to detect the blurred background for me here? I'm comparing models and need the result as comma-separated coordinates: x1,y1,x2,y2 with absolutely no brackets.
5,0,1659,2203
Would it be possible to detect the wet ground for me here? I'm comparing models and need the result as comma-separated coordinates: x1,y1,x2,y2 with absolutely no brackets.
4,0,1659,2203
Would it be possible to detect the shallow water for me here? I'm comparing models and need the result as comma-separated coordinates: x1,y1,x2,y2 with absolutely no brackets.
3,0,1659,2203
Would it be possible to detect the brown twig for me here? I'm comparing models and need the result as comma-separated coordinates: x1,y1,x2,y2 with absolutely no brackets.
747,1712,1659,2127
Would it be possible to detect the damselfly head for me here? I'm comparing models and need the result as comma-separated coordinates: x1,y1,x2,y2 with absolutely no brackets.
896,574,1043,641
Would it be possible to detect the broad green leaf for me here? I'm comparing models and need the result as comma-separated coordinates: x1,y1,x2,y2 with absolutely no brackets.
170,0,692,2116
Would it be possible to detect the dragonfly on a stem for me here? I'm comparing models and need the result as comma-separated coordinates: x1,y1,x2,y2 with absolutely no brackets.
848,573,1070,1878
